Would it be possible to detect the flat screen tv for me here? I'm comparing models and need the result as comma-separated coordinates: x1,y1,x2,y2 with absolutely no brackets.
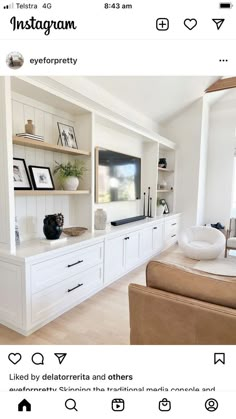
95,147,141,203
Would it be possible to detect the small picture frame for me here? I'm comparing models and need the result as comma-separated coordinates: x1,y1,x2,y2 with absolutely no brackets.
57,122,78,149
13,158,32,190
28,166,55,190
160,198,169,214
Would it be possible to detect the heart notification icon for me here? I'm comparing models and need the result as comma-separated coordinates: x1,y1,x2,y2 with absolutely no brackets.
8,353,22,365
184,18,198,30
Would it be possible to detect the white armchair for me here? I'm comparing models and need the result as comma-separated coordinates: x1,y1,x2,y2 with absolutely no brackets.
225,218,236,258
179,226,225,260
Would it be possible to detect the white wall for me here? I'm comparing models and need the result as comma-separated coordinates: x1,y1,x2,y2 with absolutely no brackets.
205,90,236,227
94,116,143,223
0,77,15,251
51,76,159,133
196,98,209,225
161,99,204,228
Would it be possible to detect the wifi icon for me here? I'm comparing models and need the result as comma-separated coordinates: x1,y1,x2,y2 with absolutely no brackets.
3,2,14,8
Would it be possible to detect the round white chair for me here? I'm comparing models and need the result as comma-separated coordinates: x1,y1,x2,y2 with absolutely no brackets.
179,226,226,260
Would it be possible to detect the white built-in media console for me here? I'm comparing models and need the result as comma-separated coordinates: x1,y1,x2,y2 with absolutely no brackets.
0,76,180,335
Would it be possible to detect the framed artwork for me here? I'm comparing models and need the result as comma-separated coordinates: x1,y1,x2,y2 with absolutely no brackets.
160,198,169,214
28,166,55,190
57,122,78,149
13,158,32,190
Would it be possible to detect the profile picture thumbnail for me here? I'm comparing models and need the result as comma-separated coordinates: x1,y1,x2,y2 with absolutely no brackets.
6,51,24,69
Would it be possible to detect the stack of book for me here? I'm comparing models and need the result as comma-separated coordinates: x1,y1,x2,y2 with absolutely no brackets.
16,133,44,142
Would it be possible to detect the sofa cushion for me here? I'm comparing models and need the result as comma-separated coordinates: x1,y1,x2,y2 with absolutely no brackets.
146,260,236,309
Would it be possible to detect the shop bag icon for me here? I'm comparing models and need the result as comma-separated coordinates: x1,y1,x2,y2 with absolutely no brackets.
159,398,171,411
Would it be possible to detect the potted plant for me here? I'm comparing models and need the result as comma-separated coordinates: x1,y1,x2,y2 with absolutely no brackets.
53,161,87,191
157,198,165,216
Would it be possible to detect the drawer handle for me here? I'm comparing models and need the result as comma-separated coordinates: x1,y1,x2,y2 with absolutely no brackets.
68,283,83,293
67,260,84,268
171,223,177,226
153,227,158,230
171,234,176,238
124,237,130,240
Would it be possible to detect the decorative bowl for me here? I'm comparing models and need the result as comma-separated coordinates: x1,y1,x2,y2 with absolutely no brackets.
63,227,88,237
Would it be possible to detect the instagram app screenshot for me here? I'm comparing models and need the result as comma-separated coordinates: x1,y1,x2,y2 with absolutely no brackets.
0,0,236,417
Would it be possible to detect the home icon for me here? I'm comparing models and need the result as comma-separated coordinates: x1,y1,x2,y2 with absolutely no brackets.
18,399,31,412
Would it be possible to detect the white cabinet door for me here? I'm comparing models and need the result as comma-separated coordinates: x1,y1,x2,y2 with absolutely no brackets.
152,223,164,254
140,227,153,260
0,261,23,328
124,231,140,271
104,235,125,284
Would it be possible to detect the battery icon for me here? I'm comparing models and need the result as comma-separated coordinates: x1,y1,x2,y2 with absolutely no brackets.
220,2,233,7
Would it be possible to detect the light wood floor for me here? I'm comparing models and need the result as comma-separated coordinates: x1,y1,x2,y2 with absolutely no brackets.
0,245,188,345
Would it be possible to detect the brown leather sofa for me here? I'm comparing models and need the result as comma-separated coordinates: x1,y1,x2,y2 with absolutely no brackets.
129,260,236,344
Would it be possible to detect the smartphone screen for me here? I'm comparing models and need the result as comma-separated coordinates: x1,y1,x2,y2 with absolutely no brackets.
0,0,235,417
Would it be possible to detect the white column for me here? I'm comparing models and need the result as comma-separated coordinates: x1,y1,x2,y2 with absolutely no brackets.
0,77,15,252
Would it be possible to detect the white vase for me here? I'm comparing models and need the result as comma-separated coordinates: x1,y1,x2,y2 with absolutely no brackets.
157,206,164,216
62,177,79,191
95,209,107,230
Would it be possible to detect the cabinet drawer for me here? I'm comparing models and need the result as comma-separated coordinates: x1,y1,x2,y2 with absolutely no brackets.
31,242,103,294
31,264,103,325
165,219,179,240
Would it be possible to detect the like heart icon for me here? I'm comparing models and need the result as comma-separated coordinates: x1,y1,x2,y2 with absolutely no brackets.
8,353,22,365
184,18,197,30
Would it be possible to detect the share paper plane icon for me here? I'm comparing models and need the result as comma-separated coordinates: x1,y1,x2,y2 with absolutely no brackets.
54,353,67,364
212,19,225,30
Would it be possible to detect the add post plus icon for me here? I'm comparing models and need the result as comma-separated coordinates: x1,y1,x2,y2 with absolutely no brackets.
156,18,169,31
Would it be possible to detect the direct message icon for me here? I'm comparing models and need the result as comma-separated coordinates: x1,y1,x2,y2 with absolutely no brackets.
54,353,67,365
159,398,171,412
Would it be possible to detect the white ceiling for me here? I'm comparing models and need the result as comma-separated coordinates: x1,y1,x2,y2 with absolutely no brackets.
86,76,219,123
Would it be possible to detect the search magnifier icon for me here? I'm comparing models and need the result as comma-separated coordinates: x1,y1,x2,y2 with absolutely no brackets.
65,399,78,412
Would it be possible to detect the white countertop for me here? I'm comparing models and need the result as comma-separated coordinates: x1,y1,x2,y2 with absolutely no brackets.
0,213,180,263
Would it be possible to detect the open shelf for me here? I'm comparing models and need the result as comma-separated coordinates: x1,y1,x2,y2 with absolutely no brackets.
158,167,174,173
15,190,90,196
13,136,91,157
157,189,173,193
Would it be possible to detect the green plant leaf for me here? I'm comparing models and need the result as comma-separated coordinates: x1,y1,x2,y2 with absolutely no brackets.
53,161,87,180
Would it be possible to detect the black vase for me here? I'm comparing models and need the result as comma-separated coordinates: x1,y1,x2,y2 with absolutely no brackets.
159,158,167,169
43,213,64,240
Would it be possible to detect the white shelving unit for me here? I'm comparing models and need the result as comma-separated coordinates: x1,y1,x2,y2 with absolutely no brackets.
157,144,176,214
10,78,93,243
0,76,177,252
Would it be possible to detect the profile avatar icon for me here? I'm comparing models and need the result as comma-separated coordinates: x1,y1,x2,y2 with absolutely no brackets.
6,51,24,69
205,398,218,412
